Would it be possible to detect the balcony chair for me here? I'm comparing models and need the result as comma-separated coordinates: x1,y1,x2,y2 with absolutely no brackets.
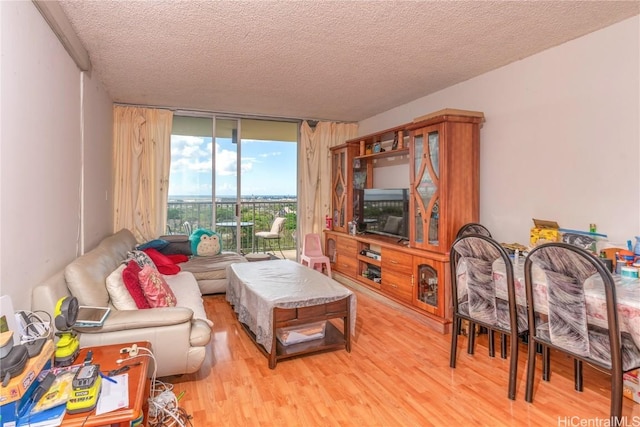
255,217,286,259
524,242,640,422
449,233,529,400
183,221,192,236
300,233,332,278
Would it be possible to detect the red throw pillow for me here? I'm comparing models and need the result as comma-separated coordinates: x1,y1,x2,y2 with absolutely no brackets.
166,254,189,264
138,265,177,308
122,260,151,309
142,248,181,275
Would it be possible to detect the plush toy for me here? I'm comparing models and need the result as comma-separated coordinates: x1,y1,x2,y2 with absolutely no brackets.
189,229,222,256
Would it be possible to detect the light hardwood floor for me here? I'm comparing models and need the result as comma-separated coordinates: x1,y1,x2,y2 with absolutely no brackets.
164,275,639,426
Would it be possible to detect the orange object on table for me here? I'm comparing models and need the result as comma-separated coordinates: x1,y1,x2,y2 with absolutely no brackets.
61,342,151,427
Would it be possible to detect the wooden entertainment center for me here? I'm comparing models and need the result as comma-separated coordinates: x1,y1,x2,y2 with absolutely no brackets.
326,109,484,333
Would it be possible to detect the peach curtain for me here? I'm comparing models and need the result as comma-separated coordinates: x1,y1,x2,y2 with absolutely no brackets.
299,121,358,249
113,106,173,242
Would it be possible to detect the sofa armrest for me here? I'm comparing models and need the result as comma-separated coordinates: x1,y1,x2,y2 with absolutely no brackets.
74,307,194,334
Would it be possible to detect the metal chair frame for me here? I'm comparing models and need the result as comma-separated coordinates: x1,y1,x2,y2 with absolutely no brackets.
449,233,528,400
524,242,640,422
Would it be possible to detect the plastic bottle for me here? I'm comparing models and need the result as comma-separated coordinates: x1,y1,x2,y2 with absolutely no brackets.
634,236,640,257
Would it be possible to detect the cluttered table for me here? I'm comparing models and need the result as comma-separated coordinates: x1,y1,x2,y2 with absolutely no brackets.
25,342,150,427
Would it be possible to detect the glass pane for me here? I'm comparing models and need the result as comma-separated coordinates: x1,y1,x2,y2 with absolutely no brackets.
428,131,439,179
417,264,438,307
169,117,214,234
215,119,239,251
429,200,439,245
413,134,424,243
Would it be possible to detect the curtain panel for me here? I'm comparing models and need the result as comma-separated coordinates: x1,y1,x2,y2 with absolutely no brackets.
113,106,173,242
299,121,358,243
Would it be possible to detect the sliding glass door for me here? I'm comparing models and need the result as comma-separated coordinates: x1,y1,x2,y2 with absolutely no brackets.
169,115,298,256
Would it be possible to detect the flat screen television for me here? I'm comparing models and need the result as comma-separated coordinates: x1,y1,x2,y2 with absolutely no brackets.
359,188,410,240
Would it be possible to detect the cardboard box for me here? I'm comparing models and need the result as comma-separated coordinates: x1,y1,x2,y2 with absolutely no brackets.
0,339,53,406
530,219,561,246
0,373,41,426
623,369,639,404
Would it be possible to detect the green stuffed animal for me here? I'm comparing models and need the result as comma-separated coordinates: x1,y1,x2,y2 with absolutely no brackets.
189,229,222,256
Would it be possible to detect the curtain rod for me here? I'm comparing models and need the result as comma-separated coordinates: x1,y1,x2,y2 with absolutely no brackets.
113,102,356,125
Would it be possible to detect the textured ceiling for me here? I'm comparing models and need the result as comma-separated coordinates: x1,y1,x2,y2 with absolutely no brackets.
58,1,639,122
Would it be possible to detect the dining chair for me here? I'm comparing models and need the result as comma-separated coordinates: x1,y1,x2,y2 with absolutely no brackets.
449,233,529,400
300,233,332,278
255,217,286,259
524,242,640,421
454,223,505,358
456,222,492,239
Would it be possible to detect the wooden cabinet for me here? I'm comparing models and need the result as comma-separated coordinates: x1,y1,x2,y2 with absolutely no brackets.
326,109,483,333
330,144,359,233
333,235,358,275
408,112,483,253
412,255,449,318
381,248,413,303
325,230,452,333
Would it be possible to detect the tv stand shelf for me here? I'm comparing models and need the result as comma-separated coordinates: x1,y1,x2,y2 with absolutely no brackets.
325,230,451,334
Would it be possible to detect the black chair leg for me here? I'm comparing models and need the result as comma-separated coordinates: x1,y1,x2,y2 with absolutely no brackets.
610,370,623,422
450,317,461,368
488,331,495,357
542,346,550,381
507,332,518,400
500,333,507,359
467,322,476,355
574,359,583,392
525,338,537,402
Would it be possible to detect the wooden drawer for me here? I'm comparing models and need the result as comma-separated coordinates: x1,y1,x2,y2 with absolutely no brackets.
335,253,358,275
381,269,412,303
274,297,349,322
336,236,357,255
381,248,413,275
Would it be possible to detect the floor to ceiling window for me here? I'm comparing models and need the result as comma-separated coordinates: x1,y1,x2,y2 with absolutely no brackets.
168,115,298,255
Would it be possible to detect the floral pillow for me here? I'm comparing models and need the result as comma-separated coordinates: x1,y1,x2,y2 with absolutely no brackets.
126,250,157,270
138,265,177,308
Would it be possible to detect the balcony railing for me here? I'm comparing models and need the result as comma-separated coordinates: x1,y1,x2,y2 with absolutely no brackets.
167,199,297,254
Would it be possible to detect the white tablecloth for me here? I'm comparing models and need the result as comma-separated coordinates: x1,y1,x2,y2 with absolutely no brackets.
489,259,640,348
226,259,356,353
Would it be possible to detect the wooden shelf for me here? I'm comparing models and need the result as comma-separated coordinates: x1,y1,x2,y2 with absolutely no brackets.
355,147,409,160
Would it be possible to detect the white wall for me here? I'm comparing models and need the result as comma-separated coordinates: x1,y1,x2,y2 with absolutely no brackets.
0,2,113,310
359,17,640,247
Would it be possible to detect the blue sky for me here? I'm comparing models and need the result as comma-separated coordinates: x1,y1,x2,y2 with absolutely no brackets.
169,135,297,197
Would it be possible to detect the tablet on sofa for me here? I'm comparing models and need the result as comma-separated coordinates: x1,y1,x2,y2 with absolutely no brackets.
74,306,111,327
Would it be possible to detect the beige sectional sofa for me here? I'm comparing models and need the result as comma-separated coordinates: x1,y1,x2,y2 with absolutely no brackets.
31,229,213,377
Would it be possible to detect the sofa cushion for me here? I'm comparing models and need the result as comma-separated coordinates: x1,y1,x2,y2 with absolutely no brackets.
136,239,170,251
122,261,151,309
142,248,181,275
65,246,114,307
158,241,192,256
180,252,247,281
105,264,137,310
138,265,177,308
164,272,213,327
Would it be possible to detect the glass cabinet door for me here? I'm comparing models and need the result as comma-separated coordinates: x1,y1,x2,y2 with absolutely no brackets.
412,257,445,316
410,125,441,250
331,149,347,232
